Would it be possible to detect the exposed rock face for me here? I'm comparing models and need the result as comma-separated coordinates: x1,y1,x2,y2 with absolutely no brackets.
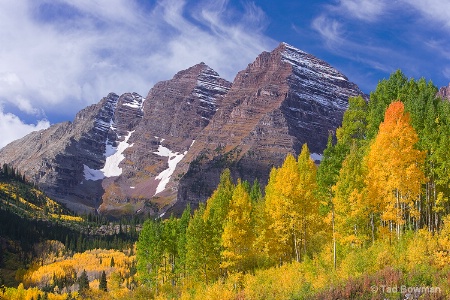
0,93,121,211
98,63,231,216
0,43,365,216
438,84,450,100
172,43,365,212
0,63,231,215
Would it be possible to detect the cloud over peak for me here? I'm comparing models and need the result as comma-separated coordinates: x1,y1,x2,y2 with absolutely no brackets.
0,0,275,117
0,0,276,148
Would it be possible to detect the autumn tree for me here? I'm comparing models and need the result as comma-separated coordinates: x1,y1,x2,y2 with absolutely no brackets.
366,70,409,139
366,101,426,240
263,154,298,264
221,180,255,274
333,142,369,246
263,144,319,264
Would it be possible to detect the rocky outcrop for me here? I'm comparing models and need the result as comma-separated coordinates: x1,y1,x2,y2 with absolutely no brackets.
0,63,231,215
438,84,450,100
0,93,121,211
0,43,365,217
97,63,231,217
171,43,365,212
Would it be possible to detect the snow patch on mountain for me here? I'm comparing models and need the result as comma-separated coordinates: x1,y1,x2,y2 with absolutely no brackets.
153,139,196,196
281,43,347,82
102,130,134,177
84,130,134,181
84,165,105,181
122,93,145,110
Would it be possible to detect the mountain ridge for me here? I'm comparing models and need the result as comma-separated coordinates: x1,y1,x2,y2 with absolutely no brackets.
0,42,365,216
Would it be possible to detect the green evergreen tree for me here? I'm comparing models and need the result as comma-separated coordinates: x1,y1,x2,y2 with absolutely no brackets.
202,169,234,280
249,178,262,203
99,270,107,292
78,269,89,293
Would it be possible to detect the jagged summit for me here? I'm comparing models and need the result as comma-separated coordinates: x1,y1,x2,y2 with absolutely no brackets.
173,42,365,211
0,44,365,216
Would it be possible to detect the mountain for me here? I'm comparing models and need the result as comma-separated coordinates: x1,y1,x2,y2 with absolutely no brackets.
172,42,365,212
0,43,365,217
438,83,450,100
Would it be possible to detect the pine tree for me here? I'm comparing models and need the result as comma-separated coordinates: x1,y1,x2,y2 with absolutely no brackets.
202,169,234,279
78,269,89,293
99,270,107,292
249,179,262,203
161,216,179,285
177,204,191,280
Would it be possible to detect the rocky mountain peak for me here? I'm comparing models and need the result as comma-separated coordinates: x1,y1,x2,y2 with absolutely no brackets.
0,43,365,217
172,43,365,213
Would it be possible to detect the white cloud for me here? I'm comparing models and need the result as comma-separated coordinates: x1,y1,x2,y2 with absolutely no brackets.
405,0,450,28
15,96,44,116
335,0,387,21
0,0,275,132
0,107,50,149
311,15,344,47
311,0,450,90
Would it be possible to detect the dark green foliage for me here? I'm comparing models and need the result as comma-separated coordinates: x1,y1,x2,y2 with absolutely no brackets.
78,269,89,293
99,270,107,292
176,205,190,278
0,164,140,286
366,70,408,139
249,178,262,203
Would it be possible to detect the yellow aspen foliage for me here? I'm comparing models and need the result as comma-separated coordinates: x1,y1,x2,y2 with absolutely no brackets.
366,101,426,239
263,144,319,264
435,215,450,268
22,249,135,291
295,143,320,259
263,153,300,263
333,142,369,247
405,229,437,270
221,180,254,273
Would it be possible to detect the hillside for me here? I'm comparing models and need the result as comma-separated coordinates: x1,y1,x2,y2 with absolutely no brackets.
0,164,138,288
2,71,450,300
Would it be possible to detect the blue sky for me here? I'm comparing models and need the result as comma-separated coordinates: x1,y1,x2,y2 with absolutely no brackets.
0,0,449,148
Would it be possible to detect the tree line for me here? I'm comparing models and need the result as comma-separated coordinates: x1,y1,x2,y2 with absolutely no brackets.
136,70,450,293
